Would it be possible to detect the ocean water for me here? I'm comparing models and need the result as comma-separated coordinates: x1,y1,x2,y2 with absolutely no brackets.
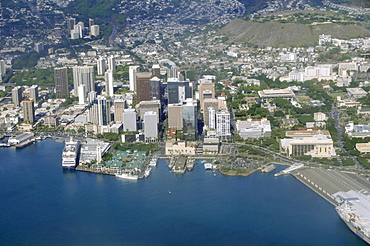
0,139,367,246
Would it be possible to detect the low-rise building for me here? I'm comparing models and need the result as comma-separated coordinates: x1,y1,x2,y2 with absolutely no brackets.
165,140,196,155
347,88,368,99
258,89,296,102
236,118,271,139
356,143,370,154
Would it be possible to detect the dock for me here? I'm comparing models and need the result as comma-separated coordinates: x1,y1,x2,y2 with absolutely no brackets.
261,164,276,173
171,156,187,174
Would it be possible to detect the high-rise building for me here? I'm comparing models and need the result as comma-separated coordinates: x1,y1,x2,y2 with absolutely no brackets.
12,86,23,107
88,18,94,28
152,64,161,78
129,66,139,91
97,58,106,75
88,96,111,126
34,42,44,53
123,108,137,132
179,70,187,81
199,80,215,109
167,79,191,104
203,98,218,127
0,60,5,75
54,27,62,38
67,17,76,32
90,25,100,36
168,104,183,130
105,70,114,97
22,98,35,123
136,72,152,103
78,84,86,105
208,107,216,129
72,66,95,96
144,111,158,141
216,107,231,138
29,85,38,102
114,99,125,123
149,76,161,101
137,100,160,123
182,98,197,140
108,56,116,73
54,67,69,98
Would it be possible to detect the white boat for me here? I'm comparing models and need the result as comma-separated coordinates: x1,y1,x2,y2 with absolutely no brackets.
149,155,158,166
115,172,138,180
62,138,80,169
144,167,152,178
204,162,213,170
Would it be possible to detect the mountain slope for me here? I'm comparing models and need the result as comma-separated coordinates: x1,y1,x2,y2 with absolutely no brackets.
219,18,370,47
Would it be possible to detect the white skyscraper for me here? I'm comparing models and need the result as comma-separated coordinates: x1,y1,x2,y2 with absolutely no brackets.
108,56,116,73
97,58,106,75
123,108,137,132
72,66,95,96
129,66,139,91
216,107,231,137
105,70,114,97
78,84,86,105
144,111,158,142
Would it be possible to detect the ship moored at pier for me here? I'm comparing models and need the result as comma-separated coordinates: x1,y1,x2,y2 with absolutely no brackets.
334,190,370,245
62,138,80,169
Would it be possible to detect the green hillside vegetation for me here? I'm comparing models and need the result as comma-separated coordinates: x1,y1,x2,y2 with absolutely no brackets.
218,18,370,47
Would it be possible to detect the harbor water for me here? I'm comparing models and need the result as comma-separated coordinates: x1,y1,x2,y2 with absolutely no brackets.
0,139,367,245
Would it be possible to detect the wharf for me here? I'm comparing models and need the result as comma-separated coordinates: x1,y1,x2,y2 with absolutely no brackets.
291,167,370,206
170,156,187,174
261,164,276,173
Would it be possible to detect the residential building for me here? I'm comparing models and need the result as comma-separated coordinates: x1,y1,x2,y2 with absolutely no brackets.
314,112,327,122
12,86,23,107
22,98,35,123
216,107,231,138
54,67,69,98
105,70,114,97
29,85,38,102
97,58,106,75
129,66,139,91
72,66,95,96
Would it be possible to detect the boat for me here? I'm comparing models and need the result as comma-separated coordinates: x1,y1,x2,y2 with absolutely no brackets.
204,162,213,170
62,138,80,169
334,190,370,244
115,172,138,180
186,158,194,171
149,155,158,166
144,167,152,178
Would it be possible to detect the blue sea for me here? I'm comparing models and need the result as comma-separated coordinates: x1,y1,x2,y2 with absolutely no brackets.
0,139,367,246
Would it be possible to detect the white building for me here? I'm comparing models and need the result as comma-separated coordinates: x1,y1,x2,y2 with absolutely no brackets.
123,108,137,132
129,66,139,91
236,118,271,139
144,111,158,142
105,70,114,97
216,107,231,138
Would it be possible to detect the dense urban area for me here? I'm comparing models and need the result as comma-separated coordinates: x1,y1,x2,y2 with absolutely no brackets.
4,0,370,242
